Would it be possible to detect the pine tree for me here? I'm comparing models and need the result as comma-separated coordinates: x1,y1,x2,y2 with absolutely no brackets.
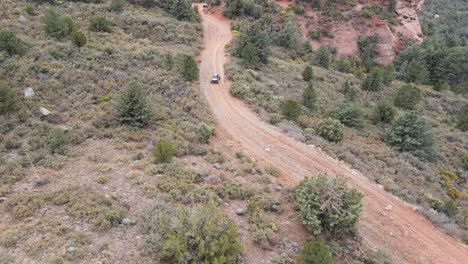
180,54,199,81
298,241,333,264
0,30,25,56
393,84,421,110
171,0,194,21
385,111,437,161
0,82,19,115
341,80,357,101
362,67,383,91
302,65,313,82
241,43,260,68
282,99,301,121
115,81,154,127
152,138,175,163
275,17,300,52
71,31,87,48
314,44,330,69
303,83,316,111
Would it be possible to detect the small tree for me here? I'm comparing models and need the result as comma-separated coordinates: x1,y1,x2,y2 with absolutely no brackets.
314,44,330,69
198,122,214,144
282,99,301,121
362,67,383,91
294,173,363,236
433,81,450,92
170,0,195,21
456,104,468,131
115,81,153,127
180,54,199,81
393,84,421,110
332,102,364,128
373,101,396,124
302,83,316,111
298,241,333,264
42,9,75,39
302,65,313,82
0,30,25,56
317,118,344,142
341,80,357,101
70,31,87,47
385,111,437,161
48,127,70,155
89,16,113,33
0,82,19,115
241,43,260,69
110,0,125,12
152,138,175,163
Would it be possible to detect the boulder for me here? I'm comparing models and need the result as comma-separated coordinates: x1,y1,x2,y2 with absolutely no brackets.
24,87,34,97
39,107,52,116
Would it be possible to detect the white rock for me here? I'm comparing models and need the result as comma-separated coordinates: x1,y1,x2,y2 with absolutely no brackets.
39,107,51,116
18,15,26,22
24,87,34,97
384,205,393,211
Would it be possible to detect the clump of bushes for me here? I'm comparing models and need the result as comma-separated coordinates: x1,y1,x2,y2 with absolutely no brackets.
0,30,26,56
298,241,333,264
197,122,214,144
317,118,344,142
330,102,364,128
248,209,278,247
139,201,241,263
48,127,71,155
42,9,76,39
89,16,113,33
0,82,19,115
385,111,437,161
70,31,87,47
152,138,175,163
115,81,153,127
282,99,301,121
294,173,363,236
373,101,396,124
393,84,421,110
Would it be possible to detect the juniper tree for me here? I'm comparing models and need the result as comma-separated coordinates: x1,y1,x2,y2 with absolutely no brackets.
302,65,313,82
180,54,199,81
115,81,153,127
302,83,316,111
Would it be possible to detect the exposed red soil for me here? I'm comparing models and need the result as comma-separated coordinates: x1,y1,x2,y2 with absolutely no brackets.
198,7,468,264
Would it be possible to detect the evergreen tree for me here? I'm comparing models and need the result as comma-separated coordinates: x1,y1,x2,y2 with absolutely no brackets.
303,83,316,111
275,17,301,52
302,65,313,82
171,0,194,21
393,84,421,110
71,31,87,47
314,44,330,69
332,102,364,128
403,59,429,84
282,99,301,121
180,54,199,81
385,111,437,161
373,101,396,124
233,22,271,63
241,43,260,68
42,9,75,39
298,241,333,264
0,82,19,115
318,118,344,142
341,80,357,101
456,104,468,131
0,30,25,56
362,67,383,91
115,81,153,127
152,138,175,163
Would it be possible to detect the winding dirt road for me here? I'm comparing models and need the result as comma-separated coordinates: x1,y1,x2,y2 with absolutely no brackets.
198,10,468,264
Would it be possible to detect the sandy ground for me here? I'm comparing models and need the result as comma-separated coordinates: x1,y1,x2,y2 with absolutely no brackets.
197,6,468,264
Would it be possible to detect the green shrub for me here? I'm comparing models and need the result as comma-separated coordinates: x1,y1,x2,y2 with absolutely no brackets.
89,16,113,33
314,44,330,69
309,29,321,40
456,104,468,131
331,102,364,128
42,9,75,39
340,80,357,101
373,101,396,124
140,201,241,263
0,30,26,56
25,3,36,16
393,84,421,110
281,99,301,121
445,200,456,217
48,127,70,155
462,153,468,170
0,82,19,115
241,43,260,69
179,54,199,81
362,67,383,91
70,31,87,47
152,138,175,163
197,122,214,144
317,118,344,142
385,111,437,161
294,173,363,236
433,81,450,92
302,65,313,82
115,81,153,127
302,83,316,111
109,0,125,12
298,241,333,264
248,209,278,247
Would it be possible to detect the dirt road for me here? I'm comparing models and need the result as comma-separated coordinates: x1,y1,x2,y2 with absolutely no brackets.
198,10,468,264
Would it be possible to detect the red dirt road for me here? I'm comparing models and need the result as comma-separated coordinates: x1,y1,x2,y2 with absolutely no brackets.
198,9,468,264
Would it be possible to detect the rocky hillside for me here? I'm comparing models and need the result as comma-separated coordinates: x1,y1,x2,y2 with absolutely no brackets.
277,0,424,64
